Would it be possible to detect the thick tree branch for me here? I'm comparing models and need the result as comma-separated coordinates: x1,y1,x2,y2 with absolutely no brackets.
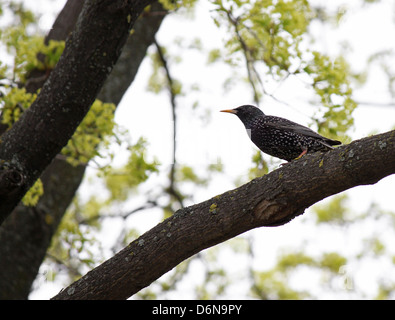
0,0,153,225
23,0,85,94
52,130,395,300
0,1,167,299
44,0,85,44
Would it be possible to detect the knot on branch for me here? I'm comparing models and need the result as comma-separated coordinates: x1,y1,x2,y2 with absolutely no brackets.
0,167,24,196
254,195,306,227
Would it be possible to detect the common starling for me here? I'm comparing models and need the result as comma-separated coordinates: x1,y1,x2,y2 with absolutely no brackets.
221,105,341,162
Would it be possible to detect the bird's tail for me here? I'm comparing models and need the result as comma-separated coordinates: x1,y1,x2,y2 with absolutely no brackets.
319,138,342,149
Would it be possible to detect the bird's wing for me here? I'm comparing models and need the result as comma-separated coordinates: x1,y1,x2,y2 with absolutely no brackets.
266,122,323,139
265,120,341,146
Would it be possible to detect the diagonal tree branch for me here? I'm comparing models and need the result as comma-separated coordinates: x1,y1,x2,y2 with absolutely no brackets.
0,0,154,225
52,130,395,300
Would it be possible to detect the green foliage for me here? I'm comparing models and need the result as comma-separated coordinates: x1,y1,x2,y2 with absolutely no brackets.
0,2,64,83
147,48,169,94
159,0,198,11
2,27,64,83
319,252,347,273
0,87,117,204
252,250,347,299
196,267,228,299
207,48,222,64
207,161,224,173
44,40,65,68
1,1,36,27
211,0,356,140
48,196,102,280
367,50,395,98
22,178,43,206
304,52,356,140
177,165,207,185
363,237,386,256
253,270,309,299
0,4,115,205
313,194,350,224
147,45,183,96
0,61,8,81
0,87,37,126
277,252,315,271
212,0,312,74
61,100,117,166
104,138,160,201
248,150,268,178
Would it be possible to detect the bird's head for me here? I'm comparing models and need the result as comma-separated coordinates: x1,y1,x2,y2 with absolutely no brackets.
220,105,264,128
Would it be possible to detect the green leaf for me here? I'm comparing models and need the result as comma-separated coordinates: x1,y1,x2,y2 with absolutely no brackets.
104,138,159,201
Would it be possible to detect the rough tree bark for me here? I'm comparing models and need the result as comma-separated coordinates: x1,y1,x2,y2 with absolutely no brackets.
0,0,166,299
52,130,395,300
0,0,153,225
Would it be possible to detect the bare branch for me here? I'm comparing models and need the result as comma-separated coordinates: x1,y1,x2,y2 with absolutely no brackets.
154,38,184,208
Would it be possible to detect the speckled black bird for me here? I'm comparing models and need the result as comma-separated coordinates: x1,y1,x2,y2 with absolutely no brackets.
221,105,341,162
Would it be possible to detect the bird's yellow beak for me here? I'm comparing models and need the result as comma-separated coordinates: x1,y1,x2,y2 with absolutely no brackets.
220,109,237,114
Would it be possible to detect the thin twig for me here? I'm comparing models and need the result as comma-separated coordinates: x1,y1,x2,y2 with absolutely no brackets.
154,38,184,208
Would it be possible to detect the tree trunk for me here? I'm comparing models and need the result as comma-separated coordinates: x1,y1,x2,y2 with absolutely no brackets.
0,0,166,299
0,0,153,225
52,130,395,299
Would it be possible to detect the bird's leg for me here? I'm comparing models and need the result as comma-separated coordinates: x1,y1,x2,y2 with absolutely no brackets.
295,147,308,160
